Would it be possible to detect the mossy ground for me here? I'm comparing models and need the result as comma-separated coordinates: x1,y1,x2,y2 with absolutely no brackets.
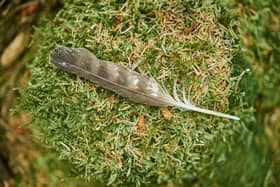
234,0,280,185
13,0,278,186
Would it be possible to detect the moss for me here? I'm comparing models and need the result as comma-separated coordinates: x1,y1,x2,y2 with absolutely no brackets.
231,0,280,186
15,0,262,186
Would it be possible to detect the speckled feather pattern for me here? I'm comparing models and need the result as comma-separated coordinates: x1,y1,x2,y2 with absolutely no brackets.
49,46,240,120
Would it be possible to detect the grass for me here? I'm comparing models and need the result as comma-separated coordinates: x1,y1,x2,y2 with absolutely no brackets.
14,0,270,186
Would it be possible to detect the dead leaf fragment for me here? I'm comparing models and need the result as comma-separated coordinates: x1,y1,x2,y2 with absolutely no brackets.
1,32,29,67
137,113,147,133
161,107,173,120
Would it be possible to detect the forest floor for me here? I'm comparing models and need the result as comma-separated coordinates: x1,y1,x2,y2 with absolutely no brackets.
0,0,279,186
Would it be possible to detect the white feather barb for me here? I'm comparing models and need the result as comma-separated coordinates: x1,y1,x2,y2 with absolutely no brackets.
167,80,240,120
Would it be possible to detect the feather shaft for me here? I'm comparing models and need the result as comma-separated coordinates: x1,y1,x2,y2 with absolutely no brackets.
171,102,240,120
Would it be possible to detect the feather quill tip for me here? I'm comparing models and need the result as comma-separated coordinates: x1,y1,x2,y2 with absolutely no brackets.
170,80,240,120
176,103,240,120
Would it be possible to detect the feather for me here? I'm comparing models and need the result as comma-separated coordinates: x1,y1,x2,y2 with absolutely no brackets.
49,46,240,120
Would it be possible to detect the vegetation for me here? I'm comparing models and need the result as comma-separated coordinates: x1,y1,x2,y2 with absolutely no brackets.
0,0,279,186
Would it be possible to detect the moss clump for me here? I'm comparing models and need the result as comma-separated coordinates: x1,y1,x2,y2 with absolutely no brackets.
16,0,254,186
231,0,280,185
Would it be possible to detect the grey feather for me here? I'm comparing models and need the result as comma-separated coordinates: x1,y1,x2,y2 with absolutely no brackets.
49,46,240,120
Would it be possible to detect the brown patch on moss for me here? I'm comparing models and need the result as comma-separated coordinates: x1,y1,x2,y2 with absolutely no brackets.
137,113,147,133
161,107,173,120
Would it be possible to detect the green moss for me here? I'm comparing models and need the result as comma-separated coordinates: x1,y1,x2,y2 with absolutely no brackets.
16,0,261,186
238,0,280,110
231,0,280,186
